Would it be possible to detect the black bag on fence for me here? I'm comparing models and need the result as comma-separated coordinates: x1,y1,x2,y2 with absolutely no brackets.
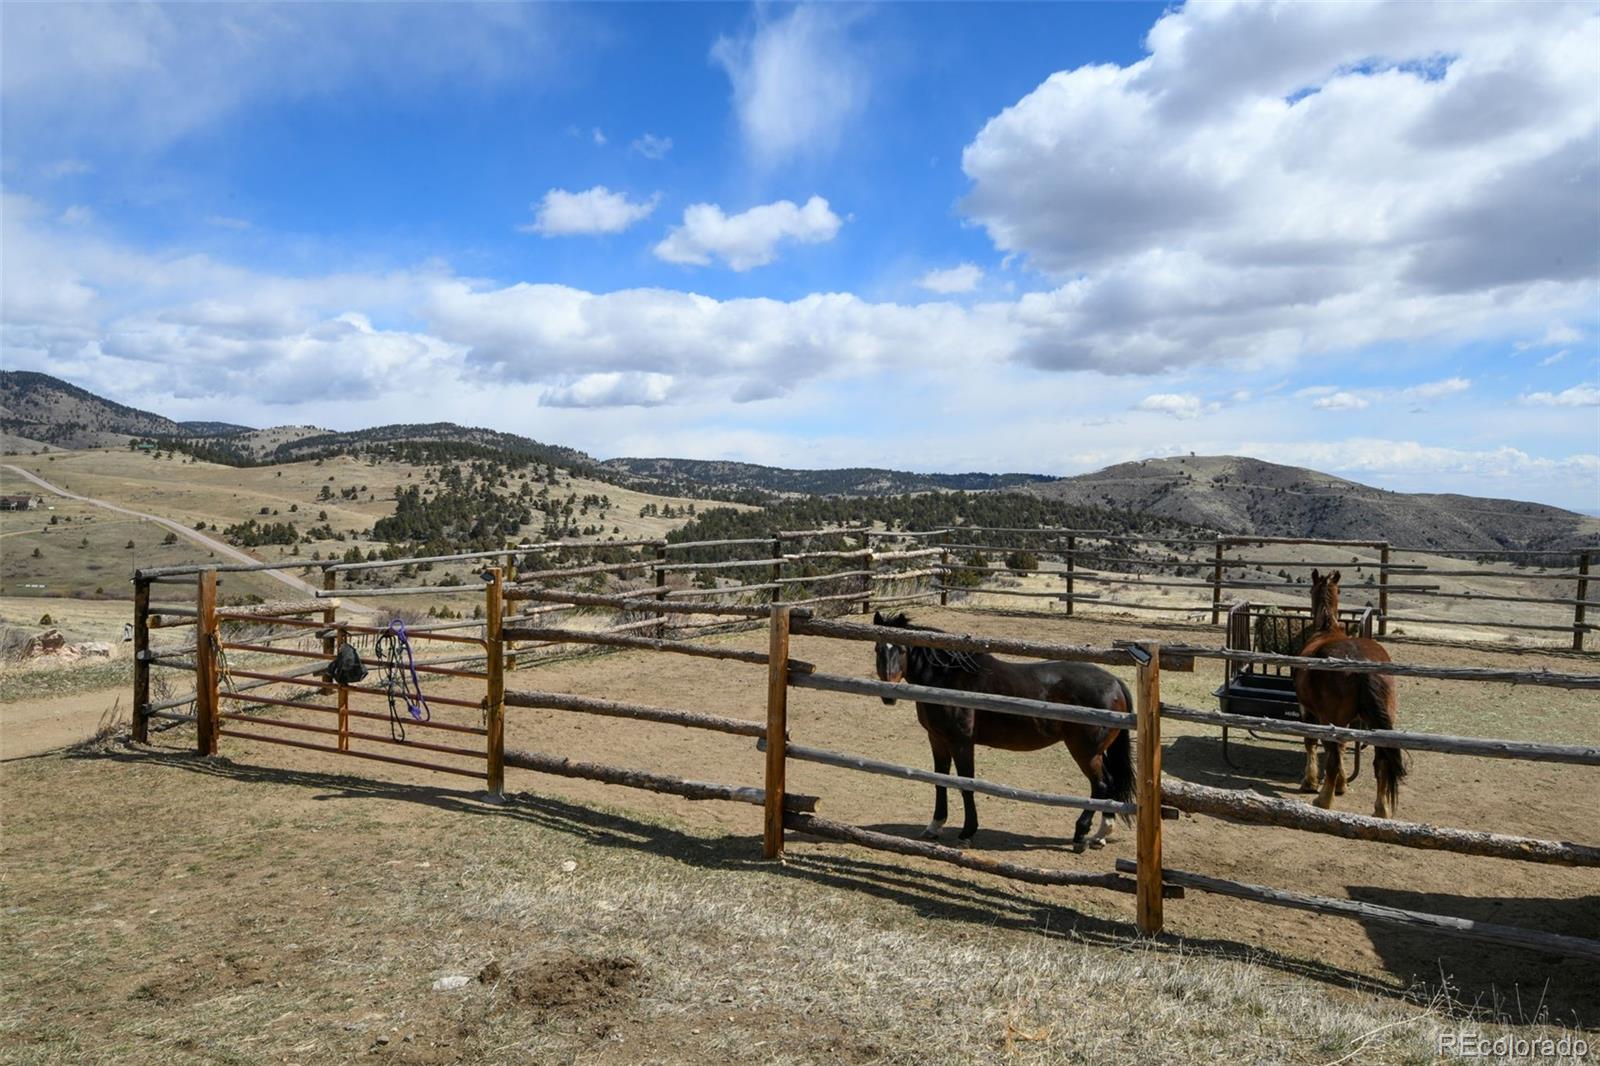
324,643,368,685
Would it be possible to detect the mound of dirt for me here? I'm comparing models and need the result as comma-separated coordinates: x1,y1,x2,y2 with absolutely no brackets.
483,953,642,1023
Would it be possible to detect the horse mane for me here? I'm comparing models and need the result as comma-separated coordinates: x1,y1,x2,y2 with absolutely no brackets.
878,611,985,676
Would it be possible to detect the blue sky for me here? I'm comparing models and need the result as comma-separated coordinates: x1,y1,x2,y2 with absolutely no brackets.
2,1,1597,509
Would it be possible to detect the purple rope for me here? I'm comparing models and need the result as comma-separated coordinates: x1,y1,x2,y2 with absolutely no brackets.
384,619,431,722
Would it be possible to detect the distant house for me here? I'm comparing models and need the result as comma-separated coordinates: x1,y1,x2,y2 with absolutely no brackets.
0,495,34,511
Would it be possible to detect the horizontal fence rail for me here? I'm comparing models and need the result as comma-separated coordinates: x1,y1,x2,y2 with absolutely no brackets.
1161,778,1600,866
1162,644,1600,689
790,671,1136,730
503,747,818,812
766,738,1134,815
506,689,766,738
787,813,1146,894
1114,860,1600,962
503,624,815,672
1160,703,1600,765
787,615,1195,671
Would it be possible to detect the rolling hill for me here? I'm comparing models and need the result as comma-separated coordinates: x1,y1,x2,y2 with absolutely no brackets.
0,371,194,447
1020,455,1599,551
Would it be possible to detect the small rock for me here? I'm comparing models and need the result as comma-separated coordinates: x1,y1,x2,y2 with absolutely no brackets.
431,975,471,992
561,860,577,873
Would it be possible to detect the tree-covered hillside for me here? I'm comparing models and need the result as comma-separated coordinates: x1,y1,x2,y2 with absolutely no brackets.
668,491,1197,548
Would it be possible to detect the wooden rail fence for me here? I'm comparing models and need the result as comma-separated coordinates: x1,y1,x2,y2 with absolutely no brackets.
130,528,1599,964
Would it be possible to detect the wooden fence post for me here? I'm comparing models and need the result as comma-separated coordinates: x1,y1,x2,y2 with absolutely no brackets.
320,567,338,693
859,530,873,614
653,544,668,638
132,575,150,744
1064,535,1076,618
503,550,518,672
763,606,791,860
1375,543,1389,636
485,567,506,796
195,571,220,756
939,549,950,607
1134,641,1164,936
771,535,784,605
336,628,350,753
1210,540,1225,625
1575,550,1591,653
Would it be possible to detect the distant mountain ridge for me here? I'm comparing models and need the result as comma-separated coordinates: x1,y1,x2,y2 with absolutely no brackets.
600,457,1058,497
3,371,1594,552
1020,455,1598,552
0,370,194,446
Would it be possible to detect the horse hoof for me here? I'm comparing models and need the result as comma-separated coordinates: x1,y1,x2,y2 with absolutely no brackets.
1087,838,1106,850
954,835,975,849
1312,795,1334,810
1334,781,1347,797
919,831,940,842
1298,780,1319,793
1071,839,1087,854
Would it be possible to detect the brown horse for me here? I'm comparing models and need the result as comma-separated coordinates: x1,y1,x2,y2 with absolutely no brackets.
872,611,1133,851
1294,570,1406,817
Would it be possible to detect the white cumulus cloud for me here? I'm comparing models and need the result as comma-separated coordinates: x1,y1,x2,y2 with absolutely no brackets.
522,186,658,237
1135,393,1209,419
653,196,841,271
918,263,983,294
1312,392,1370,411
958,0,1599,373
1402,377,1472,400
1521,384,1600,407
544,372,674,408
711,6,867,167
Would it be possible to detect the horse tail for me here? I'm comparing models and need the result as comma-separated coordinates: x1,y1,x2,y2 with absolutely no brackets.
1105,681,1136,822
1358,672,1407,812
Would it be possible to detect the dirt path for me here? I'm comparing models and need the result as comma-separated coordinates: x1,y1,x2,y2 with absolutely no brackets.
3,463,373,614
4,464,322,597
0,683,127,760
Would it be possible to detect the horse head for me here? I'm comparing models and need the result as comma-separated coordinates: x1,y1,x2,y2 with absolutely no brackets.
872,609,910,704
1309,569,1342,632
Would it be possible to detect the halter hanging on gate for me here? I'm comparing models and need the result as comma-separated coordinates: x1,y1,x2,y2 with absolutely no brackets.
374,619,431,741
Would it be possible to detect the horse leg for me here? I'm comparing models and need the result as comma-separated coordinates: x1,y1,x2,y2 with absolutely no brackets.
1078,782,1114,853
952,743,979,844
1314,741,1342,809
923,744,952,840
1071,752,1104,852
1299,738,1321,792
1373,757,1393,819
1332,742,1348,796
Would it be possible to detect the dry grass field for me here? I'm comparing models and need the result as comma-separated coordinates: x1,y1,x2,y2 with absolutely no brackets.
2,607,1595,1063
1,450,750,637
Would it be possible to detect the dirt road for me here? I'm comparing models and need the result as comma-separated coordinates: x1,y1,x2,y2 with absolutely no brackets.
0,683,126,761
3,463,354,605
